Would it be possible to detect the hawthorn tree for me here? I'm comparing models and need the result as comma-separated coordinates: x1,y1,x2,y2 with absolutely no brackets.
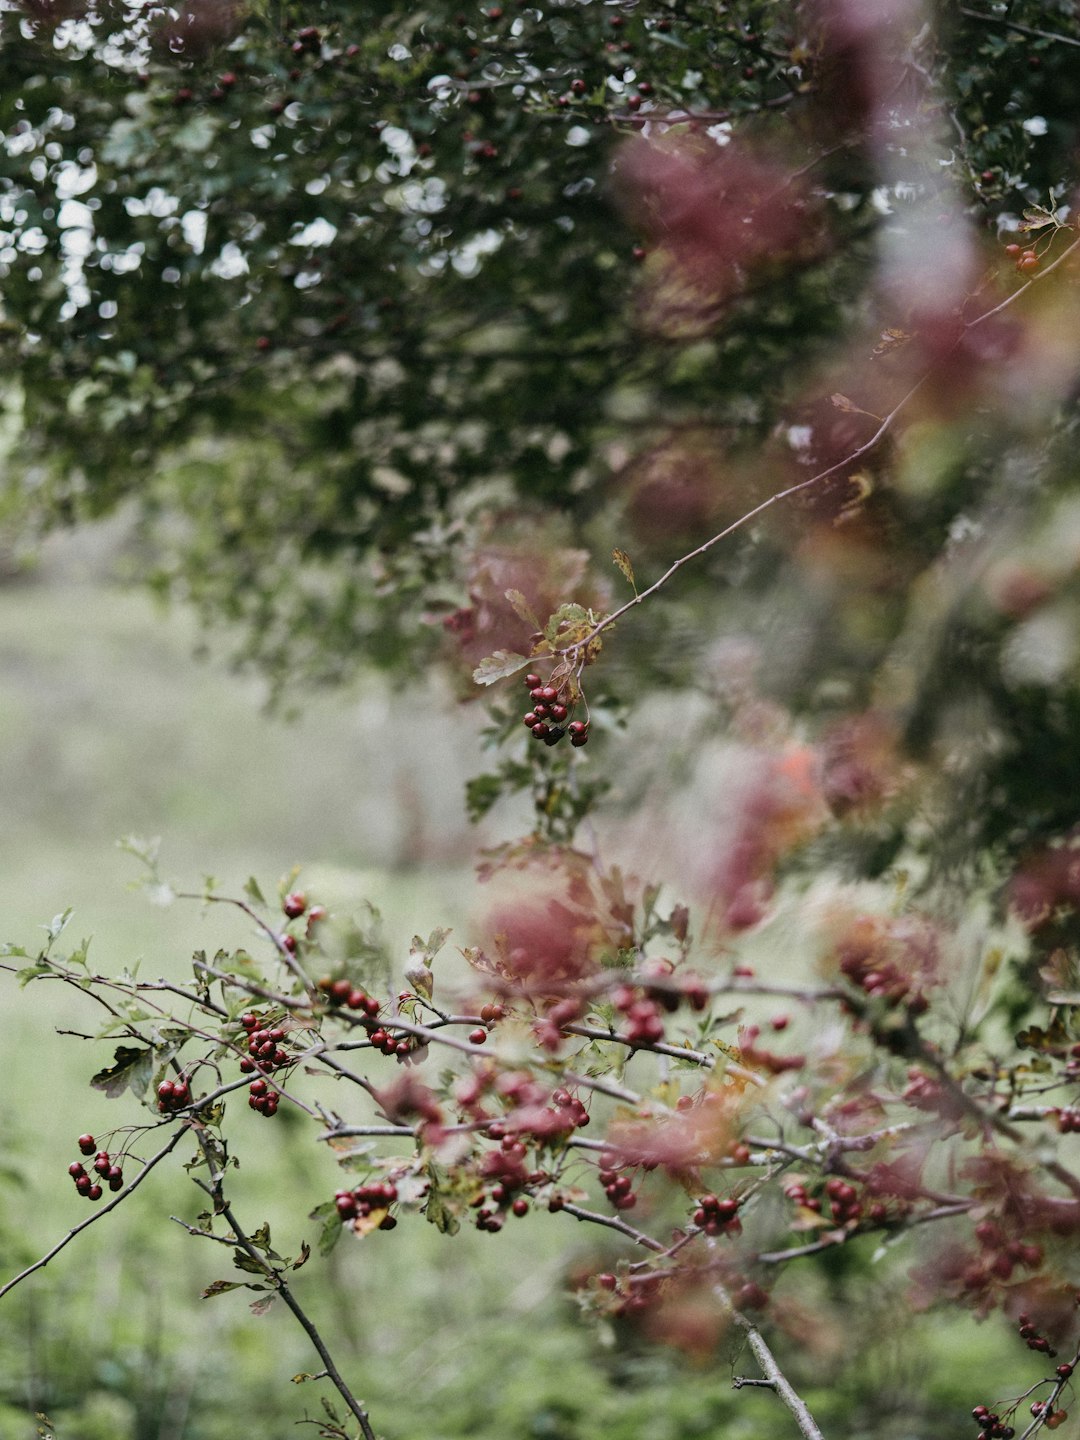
6,1,1080,1437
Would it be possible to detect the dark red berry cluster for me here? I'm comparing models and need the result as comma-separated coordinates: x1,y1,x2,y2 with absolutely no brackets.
521,672,589,748
473,1134,536,1232
157,1077,191,1113
236,1012,294,1114
238,1015,291,1075
369,1026,416,1058
973,1220,1043,1281
290,24,321,56
1004,242,1041,276
970,1404,1015,1439
1058,1108,1080,1133
612,984,665,1046
838,944,927,1013
1031,1401,1070,1429
1017,1309,1057,1355
551,1087,589,1128
316,976,380,1016
68,1136,123,1201
334,1181,398,1231
598,1163,637,1211
247,1077,279,1117
823,1177,862,1225
692,1192,740,1236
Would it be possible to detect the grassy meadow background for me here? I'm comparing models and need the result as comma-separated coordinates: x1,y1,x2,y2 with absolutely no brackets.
0,528,1022,1440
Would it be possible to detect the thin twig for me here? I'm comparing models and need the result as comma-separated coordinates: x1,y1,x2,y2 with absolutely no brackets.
558,1200,667,1252
958,7,1080,48
734,1310,827,1440
559,232,1080,664
187,1128,378,1440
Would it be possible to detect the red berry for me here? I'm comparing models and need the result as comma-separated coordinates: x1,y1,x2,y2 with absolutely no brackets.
1019,252,1040,273
570,78,587,95
469,1027,487,1045
523,712,539,727
283,890,307,918
88,1183,103,1201
281,933,298,954
512,1197,529,1216
524,673,542,687
77,1134,95,1155
68,1162,85,1178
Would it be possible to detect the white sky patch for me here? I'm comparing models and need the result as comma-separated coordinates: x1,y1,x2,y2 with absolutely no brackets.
210,242,249,279
1023,116,1048,136
181,209,207,254
290,217,337,247
451,227,502,276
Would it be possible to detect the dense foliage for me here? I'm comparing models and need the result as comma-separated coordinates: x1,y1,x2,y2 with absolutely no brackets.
7,1,1080,1437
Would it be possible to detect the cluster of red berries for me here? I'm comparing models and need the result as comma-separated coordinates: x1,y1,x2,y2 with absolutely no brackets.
823,1177,863,1225
551,1087,589,1128
970,1404,1015,1439
520,672,589,748
247,1077,279,1118
611,984,665,1046
157,1077,191,1114
238,1014,291,1075
1017,1309,1058,1355
692,1192,740,1236
68,1135,123,1201
1057,1108,1080,1133
598,1163,637,1211
334,1180,399,1226
369,1026,416,1058
473,1133,536,1231
290,24,321,56
837,945,928,1014
973,1219,1044,1281
1004,243,1041,275
1031,1402,1069,1430
316,975,380,1016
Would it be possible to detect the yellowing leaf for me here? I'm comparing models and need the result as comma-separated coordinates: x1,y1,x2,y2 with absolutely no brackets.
472,650,529,685
612,548,636,592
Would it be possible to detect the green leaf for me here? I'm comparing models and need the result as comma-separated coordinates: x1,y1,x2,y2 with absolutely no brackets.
473,650,529,686
16,963,49,988
90,1046,153,1100
244,876,267,908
